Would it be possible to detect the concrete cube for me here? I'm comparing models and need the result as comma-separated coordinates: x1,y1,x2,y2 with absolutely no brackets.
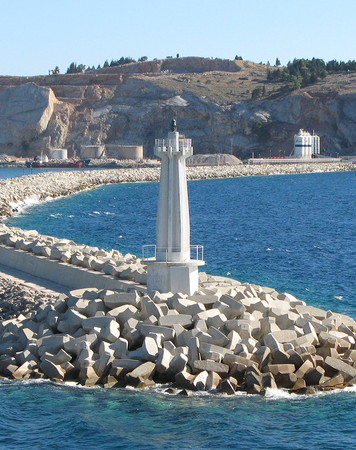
102,291,140,309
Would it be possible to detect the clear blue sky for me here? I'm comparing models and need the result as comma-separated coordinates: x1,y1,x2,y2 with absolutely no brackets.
1,0,355,76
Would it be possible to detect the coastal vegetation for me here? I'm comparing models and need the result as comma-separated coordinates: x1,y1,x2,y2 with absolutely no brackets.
267,57,356,90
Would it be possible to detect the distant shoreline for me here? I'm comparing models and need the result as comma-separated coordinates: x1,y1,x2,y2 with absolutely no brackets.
0,162,355,219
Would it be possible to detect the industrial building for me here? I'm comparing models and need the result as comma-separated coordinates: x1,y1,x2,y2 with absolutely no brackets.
80,144,143,160
292,129,320,158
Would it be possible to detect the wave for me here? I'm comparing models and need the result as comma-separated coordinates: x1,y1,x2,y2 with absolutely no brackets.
1,378,355,402
91,211,116,216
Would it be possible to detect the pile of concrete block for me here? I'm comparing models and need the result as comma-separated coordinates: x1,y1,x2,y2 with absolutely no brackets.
0,279,355,395
0,224,146,284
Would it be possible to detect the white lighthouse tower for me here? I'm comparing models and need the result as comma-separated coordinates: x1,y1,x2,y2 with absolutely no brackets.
144,120,204,295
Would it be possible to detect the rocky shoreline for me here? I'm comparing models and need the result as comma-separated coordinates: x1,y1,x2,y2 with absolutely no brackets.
0,162,355,218
0,224,355,395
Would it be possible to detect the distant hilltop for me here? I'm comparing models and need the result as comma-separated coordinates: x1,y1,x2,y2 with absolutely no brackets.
93,56,243,75
0,56,356,159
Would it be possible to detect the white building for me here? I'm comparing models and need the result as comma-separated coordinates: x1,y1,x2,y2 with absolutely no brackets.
144,120,204,295
293,129,320,158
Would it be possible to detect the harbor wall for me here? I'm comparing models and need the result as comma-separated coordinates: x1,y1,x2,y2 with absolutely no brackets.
0,244,146,293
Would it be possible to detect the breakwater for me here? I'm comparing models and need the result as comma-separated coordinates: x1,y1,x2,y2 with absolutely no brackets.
0,162,354,218
0,223,355,395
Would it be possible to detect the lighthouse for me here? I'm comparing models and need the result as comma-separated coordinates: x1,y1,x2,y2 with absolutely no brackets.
144,120,204,295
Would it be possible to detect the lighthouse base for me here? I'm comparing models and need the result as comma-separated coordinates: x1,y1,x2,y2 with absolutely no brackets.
146,260,204,296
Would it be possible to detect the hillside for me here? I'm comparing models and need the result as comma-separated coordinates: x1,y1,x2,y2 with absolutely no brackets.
0,56,356,158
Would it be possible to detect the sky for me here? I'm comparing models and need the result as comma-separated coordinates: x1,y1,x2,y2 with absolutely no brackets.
1,0,355,76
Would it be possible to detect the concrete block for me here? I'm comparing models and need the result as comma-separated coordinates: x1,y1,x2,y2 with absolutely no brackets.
195,319,208,333
172,324,186,347
251,346,270,370
129,336,159,362
40,359,65,380
12,361,32,380
193,360,229,375
189,294,220,305
121,319,141,349
110,359,142,379
302,322,319,346
320,373,346,389
206,371,222,390
290,334,317,348
325,356,356,380
163,341,176,354
138,323,175,341
102,263,119,276
271,348,290,365
193,370,209,390
219,378,236,395
268,330,298,344
84,299,107,317
264,364,295,376
207,327,230,347
82,316,115,332
93,353,113,378
277,292,305,306
304,367,325,386
107,305,140,326
261,372,278,389
288,350,304,370
226,330,242,351
171,298,206,316
174,370,195,390
243,284,258,298
64,334,98,355
166,353,188,377
126,361,156,386
57,309,86,335
294,360,314,378
140,296,163,320
293,304,328,320
275,312,299,329
244,367,263,389
98,320,120,343
97,341,114,358
79,366,100,386
158,314,192,328
199,342,233,360
102,291,140,309
156,348,173,374
109,338,128,359
74,342,95,370
37,335,71,356
187,337,200,372
41,349,72,366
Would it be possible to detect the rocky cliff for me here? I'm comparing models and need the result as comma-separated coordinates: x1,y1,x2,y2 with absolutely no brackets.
0,57,356,158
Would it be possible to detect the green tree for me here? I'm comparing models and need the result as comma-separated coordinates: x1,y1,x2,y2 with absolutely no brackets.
275,57,281,66
66,62,86,74
288,74,302,90
251,85,265,99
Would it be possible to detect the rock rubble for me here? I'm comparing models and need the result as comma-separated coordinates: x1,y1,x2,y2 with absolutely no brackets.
0,277,59,320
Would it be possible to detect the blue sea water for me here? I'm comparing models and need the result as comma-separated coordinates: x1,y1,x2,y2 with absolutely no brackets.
2,170,356,449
